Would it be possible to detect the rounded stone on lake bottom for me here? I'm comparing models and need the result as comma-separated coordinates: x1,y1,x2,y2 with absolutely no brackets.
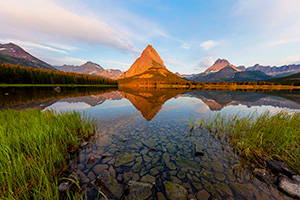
109,165,116,178
171,176,182,184
115,153,135,167
192,182,202,190
93,164,108,174
140,174,156,184
215,172,226,181
177,171,185,179
124,181,153,200
132,163,143,173
157,192,166,200
163,181,188,200
87,171,95,181
216,183,233,196
166,162,176,170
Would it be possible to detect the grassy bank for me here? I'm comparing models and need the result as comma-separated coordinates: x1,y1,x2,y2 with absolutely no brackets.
0,109,96,199
198,111,300,173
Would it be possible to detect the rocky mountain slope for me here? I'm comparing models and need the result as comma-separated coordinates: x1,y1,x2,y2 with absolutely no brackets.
56,61,122,79
118,45,190,87
204,59,240,74
186,58,300,82
0,43,55,70
191,65,271,82
244,64,300,77
119,45,167,79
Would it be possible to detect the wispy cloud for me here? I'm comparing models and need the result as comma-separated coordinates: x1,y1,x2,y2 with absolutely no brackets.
165,59,187,67
38,56,87,65
99,60,131,68
181,43,190,50
200,40,219,51
0,0,138,54
234,0,300,36
267,39,300,47
0,39,68,54
281,56,300,65
194,56,214,71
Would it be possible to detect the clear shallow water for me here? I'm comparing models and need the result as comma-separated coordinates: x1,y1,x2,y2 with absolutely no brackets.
2,87,300,199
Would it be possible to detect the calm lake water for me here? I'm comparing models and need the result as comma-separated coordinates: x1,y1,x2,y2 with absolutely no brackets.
2,87,300,199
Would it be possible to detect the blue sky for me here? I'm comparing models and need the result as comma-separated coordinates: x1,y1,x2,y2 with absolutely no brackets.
1,0,300,74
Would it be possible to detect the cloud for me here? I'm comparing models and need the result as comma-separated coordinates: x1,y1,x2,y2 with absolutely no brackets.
0,39,68,54
99,60,131,68
194,57,214,71
200,40,219,51
281,56,300,65
181,43,190,50
165,59,187,67
234,0,300,37
38,56,87,65
0,0,138,54
267,39,300,47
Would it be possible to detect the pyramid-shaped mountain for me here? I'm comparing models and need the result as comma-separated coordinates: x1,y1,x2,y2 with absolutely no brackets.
204,59,240,74
119,45,166,78
118,45,190,87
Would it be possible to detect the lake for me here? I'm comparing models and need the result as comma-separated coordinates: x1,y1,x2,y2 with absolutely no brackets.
2,87,300,199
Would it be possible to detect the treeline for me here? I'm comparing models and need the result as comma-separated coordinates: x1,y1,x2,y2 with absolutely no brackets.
0,63,118,85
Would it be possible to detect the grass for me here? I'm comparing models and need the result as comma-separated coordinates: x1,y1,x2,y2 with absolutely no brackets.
0,109,96,199
197,111,300,173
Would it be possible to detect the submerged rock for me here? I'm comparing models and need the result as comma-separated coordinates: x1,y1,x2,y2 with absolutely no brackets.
278,175,300,198
87,156,97,165
175,156,200,171
93,170,124,199
266,159,296,176
140,174,156,184
75,170,89,185
124,181,153,200
163,181,187,200
115,153,135,167
194,144,205,157
58,171,79,193
93,164,108,174
253,168,275,184
149,147,157,151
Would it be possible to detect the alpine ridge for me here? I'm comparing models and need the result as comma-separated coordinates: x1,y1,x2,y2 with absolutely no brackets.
0,43,56,70
204,59,240,74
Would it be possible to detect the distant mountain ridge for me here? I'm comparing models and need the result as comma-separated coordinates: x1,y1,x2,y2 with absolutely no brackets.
191,64,271,82
244,63,300,77
186,58,300,82
56,61,122,79
0,43,56,70
204,59,240,73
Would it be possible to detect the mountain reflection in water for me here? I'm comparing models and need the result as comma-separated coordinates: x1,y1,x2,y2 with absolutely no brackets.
2,88,300,121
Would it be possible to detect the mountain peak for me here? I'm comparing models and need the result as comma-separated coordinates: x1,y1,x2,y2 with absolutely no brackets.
119,45,166,78
214,59,230,65
204,58,240,73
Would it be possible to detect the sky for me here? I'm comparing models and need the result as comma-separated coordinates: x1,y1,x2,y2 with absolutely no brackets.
1,0,300,74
